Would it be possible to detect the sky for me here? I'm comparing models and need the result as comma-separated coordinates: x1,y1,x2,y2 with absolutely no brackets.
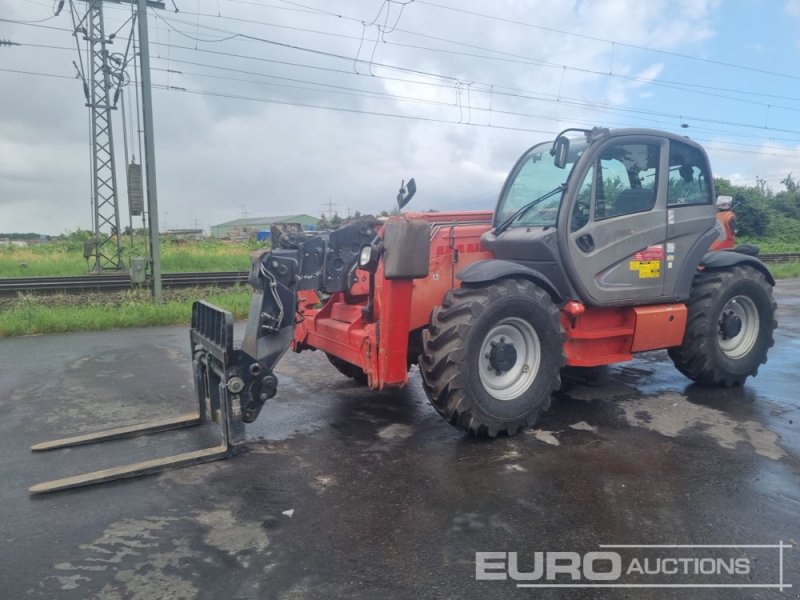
1,0,800,235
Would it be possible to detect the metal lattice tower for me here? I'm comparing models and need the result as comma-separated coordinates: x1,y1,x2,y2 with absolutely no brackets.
83,0,124,271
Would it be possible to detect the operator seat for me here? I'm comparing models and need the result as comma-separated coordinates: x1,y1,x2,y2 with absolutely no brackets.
609,188,654,217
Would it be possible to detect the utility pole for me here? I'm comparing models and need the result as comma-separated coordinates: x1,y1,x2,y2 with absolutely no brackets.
322,197,338,220
138,0,163,301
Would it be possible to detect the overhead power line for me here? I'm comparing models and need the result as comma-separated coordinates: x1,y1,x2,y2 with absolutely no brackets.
237,0,800,83
0,66,74,79
144,14,800,139
89,2,800,107
5,0,800,160
1,62,798,158
81,1,800,124
143,40,800,146
0,13,57,24
143,83,800,158
145,52,800,152
17,9,800,123
143,11,800,135
0,17,71,31
151,82,556,134
155,8,800,105
415,0,800,84
6,14,800,143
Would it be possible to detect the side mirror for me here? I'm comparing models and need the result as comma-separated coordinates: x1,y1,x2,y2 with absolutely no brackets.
716,195,733,211
397,178,417,210
552,136,569,169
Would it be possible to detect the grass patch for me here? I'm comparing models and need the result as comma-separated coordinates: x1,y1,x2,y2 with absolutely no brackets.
737,238,800,253
0,247,87,277
160,244,252,272
770,261,800,280
2,256,796,337
0,238,259,278
0,286,251,337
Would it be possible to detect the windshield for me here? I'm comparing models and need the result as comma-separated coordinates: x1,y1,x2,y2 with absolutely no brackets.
495,137,586,228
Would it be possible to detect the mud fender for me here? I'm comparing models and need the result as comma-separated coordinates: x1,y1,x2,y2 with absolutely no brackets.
700,251,775,286
456,259,562,302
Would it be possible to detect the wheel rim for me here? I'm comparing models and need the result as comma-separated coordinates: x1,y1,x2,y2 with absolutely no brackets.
478,317,541,401
717,295,759,360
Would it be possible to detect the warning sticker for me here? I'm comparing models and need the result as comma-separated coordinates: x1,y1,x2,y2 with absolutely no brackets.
633,244,665,261
630,260,661,278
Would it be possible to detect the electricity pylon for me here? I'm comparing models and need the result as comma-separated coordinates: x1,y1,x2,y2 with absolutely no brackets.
83,0,124,270
72,0,164,272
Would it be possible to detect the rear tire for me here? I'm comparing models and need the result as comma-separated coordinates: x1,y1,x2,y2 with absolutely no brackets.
420,279,565,437
668,265,776,386
325,353,368,385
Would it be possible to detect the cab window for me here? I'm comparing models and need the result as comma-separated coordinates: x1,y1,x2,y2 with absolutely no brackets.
595,143,660,220
668,140,711,206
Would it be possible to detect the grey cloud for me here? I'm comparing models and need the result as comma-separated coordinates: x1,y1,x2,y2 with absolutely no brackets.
0,0,736,234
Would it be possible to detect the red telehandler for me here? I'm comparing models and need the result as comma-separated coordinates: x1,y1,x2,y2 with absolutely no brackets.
30,127,776,493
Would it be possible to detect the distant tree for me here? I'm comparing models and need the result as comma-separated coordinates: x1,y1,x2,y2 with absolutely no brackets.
755,176,773,199
773,173,800,221
781,173,798,193
735,193,769,237
0,232,43,240
330,212,343,228
58,228,95,252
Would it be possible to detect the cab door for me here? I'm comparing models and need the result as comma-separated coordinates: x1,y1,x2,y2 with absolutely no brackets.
565,136,668,305
661,139,718,297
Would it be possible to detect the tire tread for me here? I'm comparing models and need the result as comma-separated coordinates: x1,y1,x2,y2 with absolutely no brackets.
419,279,565,436
668,265,776,386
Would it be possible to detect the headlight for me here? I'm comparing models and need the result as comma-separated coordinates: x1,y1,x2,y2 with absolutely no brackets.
359,245,373,267
358,243,381,272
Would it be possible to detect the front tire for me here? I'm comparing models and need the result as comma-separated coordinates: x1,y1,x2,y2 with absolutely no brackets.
420,279,565,437
668,265,776,386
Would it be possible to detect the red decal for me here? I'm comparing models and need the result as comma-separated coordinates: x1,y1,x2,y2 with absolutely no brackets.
633,245,665,261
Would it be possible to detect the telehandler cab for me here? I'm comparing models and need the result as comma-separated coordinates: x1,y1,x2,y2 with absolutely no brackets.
30,127,776,494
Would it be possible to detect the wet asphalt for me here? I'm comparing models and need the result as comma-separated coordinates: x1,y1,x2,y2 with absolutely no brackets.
0,281,798,599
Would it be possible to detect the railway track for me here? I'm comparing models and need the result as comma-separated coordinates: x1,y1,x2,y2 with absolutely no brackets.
0,271,248,296
760,252,800,262
0,253,796,296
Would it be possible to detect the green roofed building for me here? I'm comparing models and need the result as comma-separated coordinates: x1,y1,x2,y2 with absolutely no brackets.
210,214,320,239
